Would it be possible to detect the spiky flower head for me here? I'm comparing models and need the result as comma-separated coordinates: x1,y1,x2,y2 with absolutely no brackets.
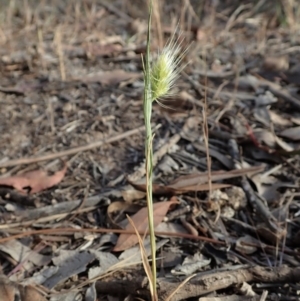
150,36,186,101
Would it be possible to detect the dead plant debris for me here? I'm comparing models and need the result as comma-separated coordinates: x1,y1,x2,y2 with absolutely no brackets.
1,1,300,301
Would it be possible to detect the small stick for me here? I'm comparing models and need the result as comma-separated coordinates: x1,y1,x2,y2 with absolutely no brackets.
0,125,147,168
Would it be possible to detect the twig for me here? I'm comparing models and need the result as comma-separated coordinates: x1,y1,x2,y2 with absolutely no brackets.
0,125,147,168
99,0,133,22
259,290,268,301
182,71,255,102
95,265,300,301
0,226,227,245
1,224,297,257
54,25,66,81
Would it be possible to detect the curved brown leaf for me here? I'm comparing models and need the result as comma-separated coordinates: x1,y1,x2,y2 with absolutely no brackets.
113,197,178,252
0,164,67,194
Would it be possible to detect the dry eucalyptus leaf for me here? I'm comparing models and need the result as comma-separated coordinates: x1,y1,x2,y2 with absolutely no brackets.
0,240,51,274
19,286,46,301
113,197,178,252
88,251,118,279
107,201,142,227
269,110,291,126
253,129,276,148
49,291,81,301
0,275,46,301
167,166,264,192
85,282,97,301
0,277,18,301
155,222,188,236
279,126,300,141
43,250,95,289
263,56,289,71
121,189,146,202
119,238,168,263
129,166,263,196
0,164,67,194
235,235,258,255
257,225,286,244
171,252,211,276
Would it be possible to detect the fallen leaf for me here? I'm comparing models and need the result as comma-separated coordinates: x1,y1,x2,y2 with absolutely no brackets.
169,166,264,190
129,166,264,195
122,189,146,202
235,235,259,254
128,182,176,196
20,285,47,301
0,164,67,194
0,277,17,301
269,110,292,126
168,182,230,194
113,197,178,252
0,240,51,271
256,225,287,244
119,238,168,262
155,222,188,236
171,252,211,276
263,56,289,71
43,250,95,289
274,134,294,151
0,275,46,301
253,129,276,148
279,126,300,141
88,251,119,279
46,291,79,301
107,201,142,228
85,282,97,301
129,181,231,195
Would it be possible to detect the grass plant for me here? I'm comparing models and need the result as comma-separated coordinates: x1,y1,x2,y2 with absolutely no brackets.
142,0,187,299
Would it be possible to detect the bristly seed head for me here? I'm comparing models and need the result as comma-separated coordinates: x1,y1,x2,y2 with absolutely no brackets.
150,35,186,101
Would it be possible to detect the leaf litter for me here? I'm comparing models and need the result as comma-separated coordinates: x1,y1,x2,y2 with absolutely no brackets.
1,1,300,301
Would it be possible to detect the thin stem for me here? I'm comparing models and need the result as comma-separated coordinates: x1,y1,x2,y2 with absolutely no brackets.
143,0,157,299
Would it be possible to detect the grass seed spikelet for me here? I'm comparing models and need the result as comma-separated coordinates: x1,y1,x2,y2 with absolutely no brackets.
150,34,185,101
